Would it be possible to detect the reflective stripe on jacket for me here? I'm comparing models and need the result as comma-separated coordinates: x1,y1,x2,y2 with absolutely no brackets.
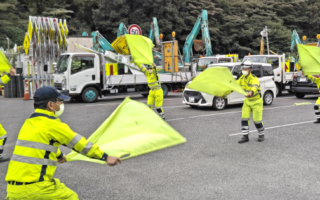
137,64,161,89
0,74,10,86
5,109,107,183
307,75,320,89
237,73,261,101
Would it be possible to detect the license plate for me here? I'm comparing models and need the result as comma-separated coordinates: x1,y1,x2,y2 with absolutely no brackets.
285,85,290,89
299,77,307,82
189,97,195,103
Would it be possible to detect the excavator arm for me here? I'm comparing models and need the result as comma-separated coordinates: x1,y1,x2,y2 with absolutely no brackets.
183,9,212,64
117,23,128,38
290,30,302,52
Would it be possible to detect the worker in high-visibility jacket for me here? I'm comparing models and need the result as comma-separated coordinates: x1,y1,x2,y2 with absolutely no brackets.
0,68,16,162
136,63,165,120
5,86,121,200
306,75,320,123
237,60,265,143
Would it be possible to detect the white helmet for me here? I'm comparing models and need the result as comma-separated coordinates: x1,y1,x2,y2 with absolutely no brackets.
242,60,253,69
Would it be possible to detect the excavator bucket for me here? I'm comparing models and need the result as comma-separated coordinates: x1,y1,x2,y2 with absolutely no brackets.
193,39,204,52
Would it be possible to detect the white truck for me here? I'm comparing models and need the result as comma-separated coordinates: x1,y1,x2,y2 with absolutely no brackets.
243,54,297,96
53,51,193,102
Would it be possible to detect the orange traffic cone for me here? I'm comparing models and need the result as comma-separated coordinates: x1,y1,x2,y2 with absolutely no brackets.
23,80,30,100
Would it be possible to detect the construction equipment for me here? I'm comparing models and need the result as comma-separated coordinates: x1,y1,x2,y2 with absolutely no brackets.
183,9,213,66
22,16,69,99
117,23,128,38
149,17,161,47
82,31,114,53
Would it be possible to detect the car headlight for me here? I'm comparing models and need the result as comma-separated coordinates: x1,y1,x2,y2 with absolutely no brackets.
61,79,66,90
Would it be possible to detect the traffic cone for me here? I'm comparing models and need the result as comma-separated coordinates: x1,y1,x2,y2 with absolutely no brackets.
23,80,30,100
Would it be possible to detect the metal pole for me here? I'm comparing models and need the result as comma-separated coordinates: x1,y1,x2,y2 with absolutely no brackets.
6,38,9,50
265,26,269,55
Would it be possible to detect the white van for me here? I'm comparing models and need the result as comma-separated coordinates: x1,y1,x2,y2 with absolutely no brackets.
182,62,277,110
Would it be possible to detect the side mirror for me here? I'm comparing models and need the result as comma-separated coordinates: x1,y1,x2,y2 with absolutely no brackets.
44,64,48,72
53,62,57,73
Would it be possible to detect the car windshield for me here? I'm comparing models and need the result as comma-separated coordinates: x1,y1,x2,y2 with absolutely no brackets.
56,55,70,73
197,58,217,71
243,56,267,63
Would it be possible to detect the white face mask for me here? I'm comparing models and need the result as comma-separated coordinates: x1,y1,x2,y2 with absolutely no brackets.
242,70,249,76
148,69,153,73
52,102,64,117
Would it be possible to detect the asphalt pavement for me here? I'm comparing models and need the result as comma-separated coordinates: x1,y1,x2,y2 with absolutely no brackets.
1,92,320,199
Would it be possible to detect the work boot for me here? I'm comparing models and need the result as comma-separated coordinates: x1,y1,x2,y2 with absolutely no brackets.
314,119,320,124
0,155,10,163
238,135,249,143
258,135,264,142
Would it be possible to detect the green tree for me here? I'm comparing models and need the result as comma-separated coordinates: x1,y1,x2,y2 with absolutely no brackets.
0,0,26,49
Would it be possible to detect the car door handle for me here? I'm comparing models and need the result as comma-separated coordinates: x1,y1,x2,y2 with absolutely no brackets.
92,75,95,80
277,74,280,76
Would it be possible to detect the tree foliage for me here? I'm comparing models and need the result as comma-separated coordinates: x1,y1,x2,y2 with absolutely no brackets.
1,0,319,58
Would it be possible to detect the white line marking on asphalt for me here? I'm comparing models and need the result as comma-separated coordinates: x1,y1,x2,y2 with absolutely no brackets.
166,104,311,122
229,120,314,136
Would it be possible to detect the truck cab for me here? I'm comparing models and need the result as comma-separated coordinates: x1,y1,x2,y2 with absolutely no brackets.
195,54,238,72
53,53,101,101
243,54,296,96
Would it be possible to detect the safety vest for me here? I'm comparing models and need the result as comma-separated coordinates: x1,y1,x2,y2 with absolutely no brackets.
0,74,10,86
307,75,320,89
5,109,107,183
138,64,161,91
237,73,261,101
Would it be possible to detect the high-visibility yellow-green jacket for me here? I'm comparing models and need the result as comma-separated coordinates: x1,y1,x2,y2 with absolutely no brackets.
5,109,108,183
137,64,161,90
237,73,261,101
307,75,320,89
0,74,10,86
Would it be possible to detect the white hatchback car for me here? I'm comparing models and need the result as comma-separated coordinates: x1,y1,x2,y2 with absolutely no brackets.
183,62,277,110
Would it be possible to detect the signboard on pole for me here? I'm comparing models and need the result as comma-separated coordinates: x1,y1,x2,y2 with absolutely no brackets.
128,24,142,35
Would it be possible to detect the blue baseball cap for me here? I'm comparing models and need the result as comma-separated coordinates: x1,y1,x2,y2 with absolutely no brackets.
34,86,70,101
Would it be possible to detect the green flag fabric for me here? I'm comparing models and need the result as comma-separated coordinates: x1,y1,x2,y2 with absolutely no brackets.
66,97,186,164
187,67,247,97
297,44,320,75
0,51,11,73
125,34,154,65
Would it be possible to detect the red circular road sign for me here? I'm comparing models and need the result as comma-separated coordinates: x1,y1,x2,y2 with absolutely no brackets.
128,24,142,35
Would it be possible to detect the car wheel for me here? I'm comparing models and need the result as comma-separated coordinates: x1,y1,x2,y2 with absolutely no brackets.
263,91,273,105
295,93,305,99
81,87,98,103
212,97,226,110
276,84,282,97
161,84,169,97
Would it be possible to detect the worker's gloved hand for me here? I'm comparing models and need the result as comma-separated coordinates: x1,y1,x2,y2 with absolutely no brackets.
58,155,67,164
10,68,16,76
106,156,122,166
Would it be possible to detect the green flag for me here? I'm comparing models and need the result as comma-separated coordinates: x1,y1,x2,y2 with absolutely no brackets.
297,44,320,75
66,97,186,164
125,34,154,65
0,51,11,73
187,67,247,97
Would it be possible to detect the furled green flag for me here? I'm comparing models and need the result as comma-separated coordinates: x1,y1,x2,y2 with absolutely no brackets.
66,97,186,164
125,34,154,65
187,67,247,97
0,51,11,73
297,44,320,75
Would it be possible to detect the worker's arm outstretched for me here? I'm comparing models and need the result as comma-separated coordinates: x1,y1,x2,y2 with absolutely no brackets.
0,68,16,86
49,122,121,166
137,64,149,76
307,75,320,87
